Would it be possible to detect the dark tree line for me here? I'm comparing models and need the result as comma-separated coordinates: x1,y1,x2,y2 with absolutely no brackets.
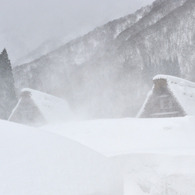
0,49,17,119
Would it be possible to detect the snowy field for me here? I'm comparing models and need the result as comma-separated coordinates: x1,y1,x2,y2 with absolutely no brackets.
0,120,122,195
1,116,195,194
44,116,195,156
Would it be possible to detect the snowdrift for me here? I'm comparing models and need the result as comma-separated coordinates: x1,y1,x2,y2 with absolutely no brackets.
43,116,195,194
0,120,122,195
44,116,195,156
1,116,195,194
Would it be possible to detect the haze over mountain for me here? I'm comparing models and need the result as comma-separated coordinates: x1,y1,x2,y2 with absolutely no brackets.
0,0,154,64
14,0,195,119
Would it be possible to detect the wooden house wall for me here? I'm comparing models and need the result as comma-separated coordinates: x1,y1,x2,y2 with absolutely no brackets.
140,80,186,118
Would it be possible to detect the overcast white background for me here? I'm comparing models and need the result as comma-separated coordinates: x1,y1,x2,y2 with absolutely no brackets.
0,0,154,63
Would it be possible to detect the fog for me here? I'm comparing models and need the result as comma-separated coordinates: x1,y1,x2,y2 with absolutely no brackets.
1,1,195,194
8,0,192,121
0,0,154,63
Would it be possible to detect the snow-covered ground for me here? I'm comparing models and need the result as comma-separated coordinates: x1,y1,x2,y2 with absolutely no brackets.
119,154,195,195
42,116,195,194
43,116,195,156
0,120,122,195
1,116,195,194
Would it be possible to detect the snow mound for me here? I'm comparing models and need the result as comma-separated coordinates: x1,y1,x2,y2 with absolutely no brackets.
42,116,195,194
44,116,195,156
117,154,195,195
0,120,122,195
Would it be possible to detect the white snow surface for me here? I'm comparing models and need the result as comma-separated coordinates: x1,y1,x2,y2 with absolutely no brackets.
0,120,122,195
118,154,195,195
43,116,195,157
154,75,195,115
42,116,195,194
1,116,195,194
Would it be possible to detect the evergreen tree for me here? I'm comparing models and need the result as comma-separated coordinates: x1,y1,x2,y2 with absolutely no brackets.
0,49,17,119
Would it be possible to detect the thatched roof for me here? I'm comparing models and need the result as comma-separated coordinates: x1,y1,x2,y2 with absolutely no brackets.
9,88,73,124
137,75,195,117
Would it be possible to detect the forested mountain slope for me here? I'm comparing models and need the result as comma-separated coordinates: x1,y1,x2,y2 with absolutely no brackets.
14,0,195,118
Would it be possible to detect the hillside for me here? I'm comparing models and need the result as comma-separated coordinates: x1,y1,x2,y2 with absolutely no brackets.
13,0,195,119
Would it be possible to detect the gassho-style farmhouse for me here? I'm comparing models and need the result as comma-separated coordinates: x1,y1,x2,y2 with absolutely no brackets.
137,75,195,118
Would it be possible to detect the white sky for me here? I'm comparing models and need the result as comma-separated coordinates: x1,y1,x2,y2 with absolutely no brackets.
0,0,155,62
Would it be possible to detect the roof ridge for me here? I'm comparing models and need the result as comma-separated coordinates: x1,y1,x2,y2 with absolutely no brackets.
153,74,195,88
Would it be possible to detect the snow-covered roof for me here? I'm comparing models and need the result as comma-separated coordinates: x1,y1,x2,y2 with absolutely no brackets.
136,89,154,118
137,75,195,117
10,88,73,124
153,75,195,115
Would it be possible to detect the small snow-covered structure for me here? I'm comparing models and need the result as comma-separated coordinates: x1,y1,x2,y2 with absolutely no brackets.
137,75,195,118
9,88,73,126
